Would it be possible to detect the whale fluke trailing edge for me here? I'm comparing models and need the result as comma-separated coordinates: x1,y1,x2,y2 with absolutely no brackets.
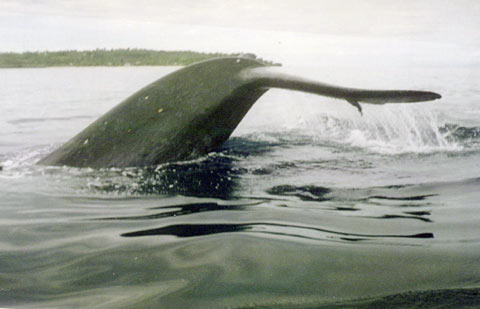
38,57,441,168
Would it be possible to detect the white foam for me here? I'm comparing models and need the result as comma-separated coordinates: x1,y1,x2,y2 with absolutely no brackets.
236,89,461,155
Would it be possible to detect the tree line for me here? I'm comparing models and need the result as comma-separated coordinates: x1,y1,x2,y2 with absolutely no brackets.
0,49,279,68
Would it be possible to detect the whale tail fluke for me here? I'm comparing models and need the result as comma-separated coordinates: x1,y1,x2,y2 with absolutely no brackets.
241,67,441,114
39,57,442,168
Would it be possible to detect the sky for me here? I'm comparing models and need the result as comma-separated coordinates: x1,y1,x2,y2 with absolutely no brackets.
1,0,479,65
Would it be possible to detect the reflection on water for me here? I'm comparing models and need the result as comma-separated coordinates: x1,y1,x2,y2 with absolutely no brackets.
96,202,256,220
367,194,437,201
121,222,434,240
267,185,331,201
83,172,439,243
83,162,439,243
89,179,438,241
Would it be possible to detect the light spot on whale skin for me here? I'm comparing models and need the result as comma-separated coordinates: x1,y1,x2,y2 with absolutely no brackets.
83,138,89,145
157,108,164,113
127,129,132,133
144,96,149,100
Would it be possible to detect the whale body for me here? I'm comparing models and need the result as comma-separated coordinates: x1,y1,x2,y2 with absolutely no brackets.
38,57,441,168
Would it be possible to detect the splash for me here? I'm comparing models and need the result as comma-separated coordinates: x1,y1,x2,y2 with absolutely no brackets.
237,92,463,155
344,105,461,154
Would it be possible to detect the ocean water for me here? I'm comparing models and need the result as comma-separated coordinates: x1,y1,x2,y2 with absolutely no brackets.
0,63,479,308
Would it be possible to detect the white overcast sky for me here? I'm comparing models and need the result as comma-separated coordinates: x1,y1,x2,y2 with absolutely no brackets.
1,0,479,65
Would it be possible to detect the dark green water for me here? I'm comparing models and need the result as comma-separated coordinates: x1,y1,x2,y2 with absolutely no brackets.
1,66,479,308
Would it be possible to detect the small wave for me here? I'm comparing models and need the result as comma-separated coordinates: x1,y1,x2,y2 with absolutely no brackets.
7,115,93,124
338,287,480,308
93,201,263,221
266,185,331,202
440,123,480,145
120,222,433,241
0,145,54,171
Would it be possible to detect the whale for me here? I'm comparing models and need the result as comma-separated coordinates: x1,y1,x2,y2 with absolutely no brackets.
38,57,441,168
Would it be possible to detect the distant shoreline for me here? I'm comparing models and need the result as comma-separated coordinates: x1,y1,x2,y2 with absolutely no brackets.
0,49,279,68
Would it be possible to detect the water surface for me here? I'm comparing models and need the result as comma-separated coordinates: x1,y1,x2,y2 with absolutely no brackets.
1,63,479,308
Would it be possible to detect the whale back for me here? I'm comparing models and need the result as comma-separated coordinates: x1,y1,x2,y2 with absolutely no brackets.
39,58,267,168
